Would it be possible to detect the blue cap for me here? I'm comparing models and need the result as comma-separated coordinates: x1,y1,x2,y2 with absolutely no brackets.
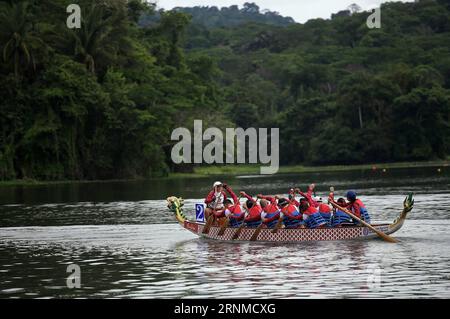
346,190,357,201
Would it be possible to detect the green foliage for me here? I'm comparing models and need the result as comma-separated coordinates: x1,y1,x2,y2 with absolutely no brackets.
155,3,295,29
0,0,219,180
0,1,45,79
183,0,450,166
1,0,450,181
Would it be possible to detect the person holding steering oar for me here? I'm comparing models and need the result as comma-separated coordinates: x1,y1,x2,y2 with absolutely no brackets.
204,181,227,226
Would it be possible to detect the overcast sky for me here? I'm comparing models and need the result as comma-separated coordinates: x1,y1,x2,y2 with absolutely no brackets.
155,0,415,23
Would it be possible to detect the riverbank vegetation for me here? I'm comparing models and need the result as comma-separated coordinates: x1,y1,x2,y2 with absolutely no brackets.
1,0,450,182
2,160,448,186
191,160,450,176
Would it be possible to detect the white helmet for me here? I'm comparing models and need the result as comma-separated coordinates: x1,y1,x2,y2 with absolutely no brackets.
213,181,223,187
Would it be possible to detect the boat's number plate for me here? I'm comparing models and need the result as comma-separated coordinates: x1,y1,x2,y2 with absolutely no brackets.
196,204,205,222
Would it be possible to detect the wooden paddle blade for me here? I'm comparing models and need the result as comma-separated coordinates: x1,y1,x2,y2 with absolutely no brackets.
202,215,214,234
232,222,245,240
250,223,264,241
217,218,229,236
271,218,283,233
374,229,398,243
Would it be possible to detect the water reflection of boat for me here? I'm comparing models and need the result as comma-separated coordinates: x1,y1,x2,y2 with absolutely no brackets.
166,194,414,243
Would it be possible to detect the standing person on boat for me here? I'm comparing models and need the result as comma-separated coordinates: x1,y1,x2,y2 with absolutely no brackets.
300,200,328,229
204,181,227,220
257,194,282,229
330,198,354,227
240,191,263,228
278,197,305,229
329,191,371,224
222,184,245,227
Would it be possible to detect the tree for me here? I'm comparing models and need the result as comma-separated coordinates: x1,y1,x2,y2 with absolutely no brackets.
55,1,130,75
392,87,450,160
243,3,260,14
0,1,43,80
348,4,362,14
157,11,191,69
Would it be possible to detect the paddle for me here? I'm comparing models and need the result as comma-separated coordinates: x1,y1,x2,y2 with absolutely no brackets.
232,218,246,240
218,195,241,236
217,218,229,236
271,195,287,234
233,193,251,240
329,187,335,224
311,183,316,197
202,215,215,234
328,189,398,243
329,186,335,202
250,223,265,241
271,216,284,234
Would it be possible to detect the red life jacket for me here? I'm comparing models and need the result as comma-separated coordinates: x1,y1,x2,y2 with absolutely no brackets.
318,203,331,214
230,204,244,218
281,204,302,219
223,204,243,222
263,203,279,213
230,204,242,214
262,203,280,224
303,206,318,216
349,199,365,218
246,205,262,222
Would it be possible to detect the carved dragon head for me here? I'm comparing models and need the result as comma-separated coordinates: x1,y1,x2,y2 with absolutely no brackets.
166,196,186,223
403,193,414,213
392,193,414,225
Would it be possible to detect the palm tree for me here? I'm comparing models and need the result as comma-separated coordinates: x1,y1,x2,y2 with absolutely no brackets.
0,1,42,79
61,2,121,74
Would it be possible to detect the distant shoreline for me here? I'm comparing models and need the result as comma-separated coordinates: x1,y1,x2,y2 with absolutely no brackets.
0,160,448,187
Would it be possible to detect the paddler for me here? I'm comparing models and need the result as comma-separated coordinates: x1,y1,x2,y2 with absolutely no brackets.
222,184,245,227
295,184,319,208
329,190,371,224
204,181,227,220
257,194,282,228
277,197,305,229
299,200,328,229
314,196,332,225
240,191,263,228
330,198,353,227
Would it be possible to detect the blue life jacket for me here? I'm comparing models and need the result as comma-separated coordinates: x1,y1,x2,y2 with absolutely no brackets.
263,211,280,228
320,212,331,226
305,212,327,229
356,206,371,224
283,210,304,229
350,200,371,225
331,210,353,227
229,216,244,227
245,219,261,228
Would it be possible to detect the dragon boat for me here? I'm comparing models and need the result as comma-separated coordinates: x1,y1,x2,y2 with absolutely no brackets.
166,194,414,242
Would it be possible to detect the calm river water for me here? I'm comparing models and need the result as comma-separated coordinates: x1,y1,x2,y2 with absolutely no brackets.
1,166,449,298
